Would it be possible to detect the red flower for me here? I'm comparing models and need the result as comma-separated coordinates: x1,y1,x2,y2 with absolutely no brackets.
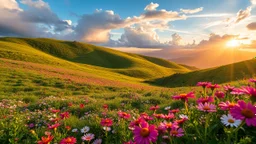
65,126,71,131
117,111,131,119
37,135,54,144
48,123,60,130
197,82,211,88
60,112,70,119
149,105,159,111
68,103,73,107
207,84,220,90
51,109,60,113
102,104,108,109
60,137,77,144
80,104,84,109
172,92,195,102
196,96,214,104
100,118,113,127
153,114,165,119
169,109,180,114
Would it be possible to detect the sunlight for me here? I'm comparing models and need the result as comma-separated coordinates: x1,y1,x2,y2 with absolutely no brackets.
226,40,240,47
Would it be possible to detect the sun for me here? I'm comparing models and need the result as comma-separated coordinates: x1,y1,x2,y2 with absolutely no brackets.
226,40,240,47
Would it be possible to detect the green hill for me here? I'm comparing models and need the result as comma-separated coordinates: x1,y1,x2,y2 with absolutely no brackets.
0,37,189,82
149,58,256,87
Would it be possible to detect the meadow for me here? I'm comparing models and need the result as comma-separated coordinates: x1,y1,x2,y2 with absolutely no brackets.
0,38,256,144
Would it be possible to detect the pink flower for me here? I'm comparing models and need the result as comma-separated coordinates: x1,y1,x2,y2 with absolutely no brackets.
218,101,238,110
163,113,175,120
149,105,160,111
153,114,164,119
159,121,179,130
37,135,54,144
60,137,77,144
197,103,216,112
140,113,153,121
249,78,256,83
123,141,136,144
230,100,256,126
207,84,220,90
197,82,211,88
196,96,214,104
81,133,95,141
133,121,158,144
60,112,70,119
100,118,113,127
51,109,60,113
172,92,195,102
48,123,60,130
118,111,131,119
169,109,180,114
215,91,225,99
129,117,145,128
170,127,184,137
237,87,256,98
223,85,235,92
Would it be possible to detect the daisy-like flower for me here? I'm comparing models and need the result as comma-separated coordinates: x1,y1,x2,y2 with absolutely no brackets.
237,87,256,101
179,114,188,120
170,127,184,137
218,101,237,110
117,111,131,119
163,113,175,120
223,85,235,92
149,105,160,111
215,91,225,99
81,133,95,141
169,109,180,114
140,113,153,121
159,121,179,130
60,137,76,144
80,126,90,133
100,118,113,127
197,103,216,112
153,114,164,119
48,123,60,130
197,82,211,88
221,114,242,127
51,109,60,113
196,96,214,104
60,112,69,119
230,100,256,126
72,128,78,133
164,106,171,110
37,135,54,144
92,139,102,144
133,121,158,144
207,84,220,91
103,126,111,131
249,78,256,83
172,92,195,102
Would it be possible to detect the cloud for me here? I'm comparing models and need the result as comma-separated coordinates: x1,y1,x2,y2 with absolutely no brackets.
234,6,251,24
20,0,50,9
180,7,203,14
251,0,256,5
169,33,182,45
144,2,159,11
246,22,256,30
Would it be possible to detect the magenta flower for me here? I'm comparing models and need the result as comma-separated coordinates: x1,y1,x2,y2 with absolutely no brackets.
117,111,131,120
197,82,211,88
172,92,195,102
140,113,153,121
60,137,77,144
230,100,256,126
249,78,256,83
207,84,220,90
133,121,158,144
60,112,70,119
238,87,256,97
215,91,225,99
197,103,216,112
149,105,160,111
100,118,113,127
153,114,165,119
159,121,179,130
218,101,238,110
163,113,175,120
170,127,184,137
223,85,235,92
196,96,214,104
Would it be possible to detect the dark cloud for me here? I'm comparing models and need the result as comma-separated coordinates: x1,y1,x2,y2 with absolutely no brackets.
247,22,256,30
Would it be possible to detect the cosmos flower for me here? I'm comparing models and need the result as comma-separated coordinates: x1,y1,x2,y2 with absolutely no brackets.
153,113,165,119
249,78,256,83
197,82,211,88
133,121,158,144
170,127,184,137
81,126,90,133
60,137,77,144
117,111,131,119
214,91,225,99
196,96,214,104
51,109,60,113
72,128,78,133
37,135,54,144
100,118,113,127
218,101,237,110
163,113,175,120
197,103,216,112
81,133,95,141
230,100,256,126
159,121,179,130
207,84,220,90
140,113,154,121
237,87,256,98
223,85,235,92
221,114,242,127
92,139,102,144
172,92,195,102
48,123,60,130
169,109,180,114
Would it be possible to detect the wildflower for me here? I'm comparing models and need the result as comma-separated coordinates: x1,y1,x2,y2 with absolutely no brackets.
140,113,153,121
249,78,256,83
118,111,131,119
164,106,171,110
230,100,256,126
60,112,69,119
197,82,211,88
102,104,108,109
179,114,189,120
80,104,84,109
218,101,237,110
129,117,144,128
149,105,159,111
237,87,256,101
81,126,90,133
100,118,113,127
65,126,71,131
72,128,78,133
92,139,102,144
133,121,158,144
221,114,242,127
60,137,77,144
215,91,225,99
81,133,95,141
172,92,195,102
207,84,220,90
30,130,36,135
163,113,175,120
170,127,184,137
197,103,216,112
196,96,214,104
51,109,60,113
37,135,54,144
153,113,165,119
174,118,188,125
160,121,179,130
68,103,73,107
45,131,51,136
29,123,35,128
103,127,111,131
223,85,235,92
169,109,180,114
48,123,60,130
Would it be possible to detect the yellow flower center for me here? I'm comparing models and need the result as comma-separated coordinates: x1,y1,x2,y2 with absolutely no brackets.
203,106,210,110
65,138,72,142
180,94,187,97
228,119,235,123
241,109,254,118
140,128,150,137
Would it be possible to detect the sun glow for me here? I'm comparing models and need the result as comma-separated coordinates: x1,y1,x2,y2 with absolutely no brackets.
226,40,240,47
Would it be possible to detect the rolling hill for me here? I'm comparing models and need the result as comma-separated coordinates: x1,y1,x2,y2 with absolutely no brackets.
149,58,256,87
0,37,190,88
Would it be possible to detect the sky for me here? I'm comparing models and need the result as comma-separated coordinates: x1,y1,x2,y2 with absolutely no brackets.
1,0,256,68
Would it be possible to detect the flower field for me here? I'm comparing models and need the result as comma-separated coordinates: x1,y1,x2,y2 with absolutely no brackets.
1,79,256,144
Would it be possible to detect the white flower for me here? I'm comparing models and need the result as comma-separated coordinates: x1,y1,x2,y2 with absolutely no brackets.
164,106,171,110
179,114,189,120
93,139,102,144
103,126,111,131
81,126,90,133
221,114,241,127
81,133,95,141
72,128,78,132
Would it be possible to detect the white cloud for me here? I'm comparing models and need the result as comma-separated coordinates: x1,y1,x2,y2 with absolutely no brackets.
20,0,50,9
144,2,159,11
251,0,256,5
63,20,72,26
235,6,251,24
180,7,203,14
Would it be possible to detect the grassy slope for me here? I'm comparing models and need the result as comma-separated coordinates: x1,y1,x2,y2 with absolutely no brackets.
149,58,256,87
0,37,190,88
